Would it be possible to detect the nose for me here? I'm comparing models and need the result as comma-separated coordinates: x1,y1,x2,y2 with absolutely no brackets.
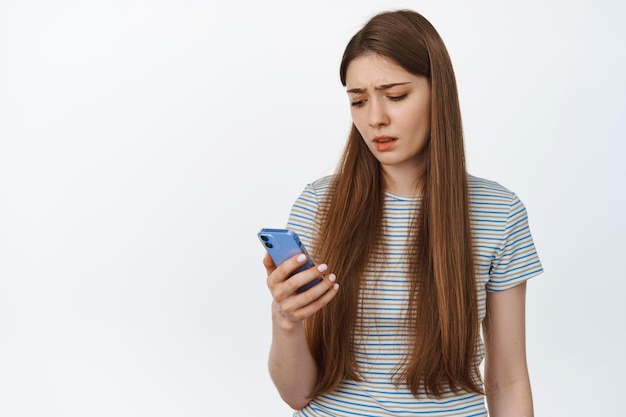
368,99,389,128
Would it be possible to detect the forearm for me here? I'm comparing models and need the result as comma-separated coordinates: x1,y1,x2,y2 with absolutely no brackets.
268,302,318,410
483,282,533,417
485,377,534,417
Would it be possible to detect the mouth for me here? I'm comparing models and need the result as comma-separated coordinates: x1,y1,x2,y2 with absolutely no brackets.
373,136,397,152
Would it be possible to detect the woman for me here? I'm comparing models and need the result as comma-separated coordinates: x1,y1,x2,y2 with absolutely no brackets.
264,9,542,416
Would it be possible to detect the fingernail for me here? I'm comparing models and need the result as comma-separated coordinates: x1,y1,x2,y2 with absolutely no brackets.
333,283,339,290
297,254,306,262
328,274,336,282
317,264,328,273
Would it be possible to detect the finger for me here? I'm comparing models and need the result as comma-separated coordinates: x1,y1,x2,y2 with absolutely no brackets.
267,252,310,288
271,262,327,299
279,272,336,311
295,273,338,306
282,262,327,294
280,276,340,321
262,252,276,273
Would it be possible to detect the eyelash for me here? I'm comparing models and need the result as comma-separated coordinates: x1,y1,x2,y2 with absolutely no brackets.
389,94,407,101
350,94,408,107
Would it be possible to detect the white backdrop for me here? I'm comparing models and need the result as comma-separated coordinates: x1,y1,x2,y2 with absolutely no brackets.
1,0,624,416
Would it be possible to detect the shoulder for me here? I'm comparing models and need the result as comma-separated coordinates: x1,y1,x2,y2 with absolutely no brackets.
467,173,534,235
297,175,335,202
467,174,528,214
308,175,335,193
468,174,516,202
289,175,335,217
287,175,335,244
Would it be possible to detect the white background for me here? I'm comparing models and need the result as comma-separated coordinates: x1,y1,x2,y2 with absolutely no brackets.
0,0,624,415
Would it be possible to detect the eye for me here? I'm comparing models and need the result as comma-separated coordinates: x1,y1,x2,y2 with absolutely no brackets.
388,93,407,102
350,99,366,107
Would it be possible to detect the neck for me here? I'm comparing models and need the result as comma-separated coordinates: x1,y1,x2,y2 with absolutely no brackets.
382,164,424,196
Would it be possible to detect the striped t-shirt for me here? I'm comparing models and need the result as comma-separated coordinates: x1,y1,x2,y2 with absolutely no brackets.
286,174,543,417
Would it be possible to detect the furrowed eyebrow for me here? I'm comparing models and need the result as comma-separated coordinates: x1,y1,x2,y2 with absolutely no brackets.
347,82,411,94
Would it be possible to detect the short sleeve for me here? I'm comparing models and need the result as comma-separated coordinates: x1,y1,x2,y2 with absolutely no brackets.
487,193,543,292
285,183,322,253
284,176,333,255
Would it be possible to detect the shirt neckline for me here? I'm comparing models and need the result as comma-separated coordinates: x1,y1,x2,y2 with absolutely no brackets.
384,190,422,201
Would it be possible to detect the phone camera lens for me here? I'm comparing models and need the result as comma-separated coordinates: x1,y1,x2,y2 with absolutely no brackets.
260,235,269,242
264,242,273,249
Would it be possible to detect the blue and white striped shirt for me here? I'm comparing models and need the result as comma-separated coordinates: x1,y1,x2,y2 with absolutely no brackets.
286,174,543,417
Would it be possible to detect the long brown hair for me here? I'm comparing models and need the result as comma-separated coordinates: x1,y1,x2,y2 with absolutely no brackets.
305,10,482,398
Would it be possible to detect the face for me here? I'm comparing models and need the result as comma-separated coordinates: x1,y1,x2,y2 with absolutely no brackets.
345,54,431,178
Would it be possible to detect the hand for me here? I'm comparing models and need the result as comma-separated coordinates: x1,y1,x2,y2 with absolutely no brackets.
264,252,339,327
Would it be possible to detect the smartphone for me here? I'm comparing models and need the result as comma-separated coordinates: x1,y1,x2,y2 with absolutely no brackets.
258,228,323,293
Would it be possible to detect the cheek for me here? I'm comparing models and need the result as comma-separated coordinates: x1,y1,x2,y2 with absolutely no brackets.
350,112,368,136
400,105,430,133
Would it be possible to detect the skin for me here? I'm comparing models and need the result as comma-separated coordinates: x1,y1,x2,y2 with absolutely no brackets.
483,282,534,416
264,253,338,409
265,53,534,415
346,53,431,195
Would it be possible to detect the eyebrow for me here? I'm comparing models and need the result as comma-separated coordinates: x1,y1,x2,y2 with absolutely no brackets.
346,82,411,94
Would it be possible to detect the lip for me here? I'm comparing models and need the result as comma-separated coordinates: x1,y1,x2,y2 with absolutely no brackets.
372,135,397,152
373,135,397,142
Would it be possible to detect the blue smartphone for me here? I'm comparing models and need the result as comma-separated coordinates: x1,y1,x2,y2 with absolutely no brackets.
258,228,323,293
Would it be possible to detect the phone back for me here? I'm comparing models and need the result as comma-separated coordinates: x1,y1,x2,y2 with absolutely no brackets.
258,228,313,266
258,228,321,292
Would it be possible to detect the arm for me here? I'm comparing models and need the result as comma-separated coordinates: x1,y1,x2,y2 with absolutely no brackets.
482,281,534,417
264,253,339,410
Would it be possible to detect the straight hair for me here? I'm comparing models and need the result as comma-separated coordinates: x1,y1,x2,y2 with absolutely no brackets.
305,9,482,398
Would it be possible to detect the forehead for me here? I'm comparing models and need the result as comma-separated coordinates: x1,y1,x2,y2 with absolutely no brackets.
345,54,414,88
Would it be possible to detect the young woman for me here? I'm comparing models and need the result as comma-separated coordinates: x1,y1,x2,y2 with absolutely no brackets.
263,9,542,417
